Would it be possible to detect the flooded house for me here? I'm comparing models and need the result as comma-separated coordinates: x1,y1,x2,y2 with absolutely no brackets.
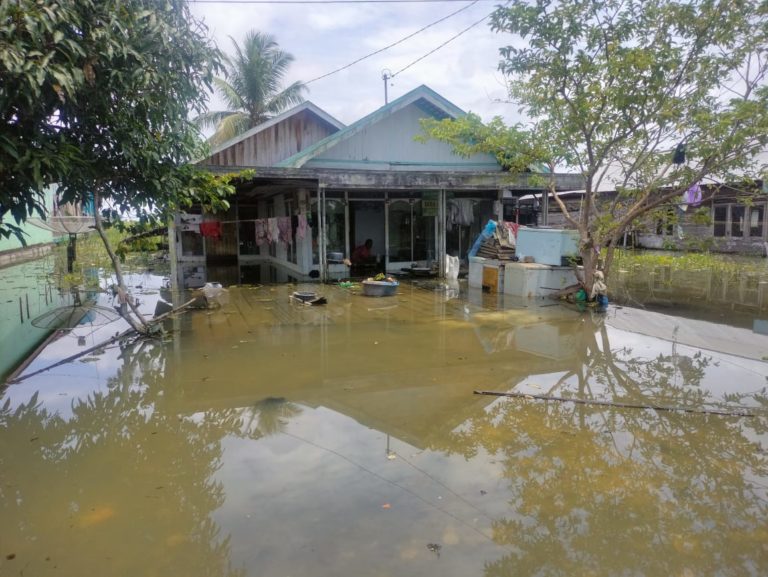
175,85,583,287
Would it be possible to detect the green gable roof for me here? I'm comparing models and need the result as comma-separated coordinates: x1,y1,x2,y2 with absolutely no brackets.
277,85,468,169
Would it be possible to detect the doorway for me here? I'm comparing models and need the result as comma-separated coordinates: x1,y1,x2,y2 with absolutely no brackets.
349,200,385,277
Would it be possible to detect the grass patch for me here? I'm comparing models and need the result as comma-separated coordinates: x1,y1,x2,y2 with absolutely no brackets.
613,250,767,276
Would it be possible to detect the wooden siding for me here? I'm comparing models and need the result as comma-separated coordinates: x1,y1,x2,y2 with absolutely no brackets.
205,110,339,167
305,103,501,172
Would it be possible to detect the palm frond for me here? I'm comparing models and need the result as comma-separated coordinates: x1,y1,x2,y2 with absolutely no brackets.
216,29,307,131
213,77,246,113
265,82,307,116
208,112,250,146
193,110,237,131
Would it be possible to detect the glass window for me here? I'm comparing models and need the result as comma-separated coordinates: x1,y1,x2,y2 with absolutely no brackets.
181,231,204,256
749,205,764,238
413,200,436,262
656,208,675,236
731,205,745,237
388,200,412,262
713,206,727,237
325,198,346,259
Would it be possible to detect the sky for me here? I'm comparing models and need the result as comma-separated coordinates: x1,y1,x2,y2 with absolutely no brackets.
188,0,524,127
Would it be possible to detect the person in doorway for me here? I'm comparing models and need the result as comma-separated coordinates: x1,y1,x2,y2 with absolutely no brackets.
351,238,374,264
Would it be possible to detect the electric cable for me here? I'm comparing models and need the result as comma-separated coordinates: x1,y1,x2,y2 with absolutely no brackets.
391,8,493,77
305,0,479,85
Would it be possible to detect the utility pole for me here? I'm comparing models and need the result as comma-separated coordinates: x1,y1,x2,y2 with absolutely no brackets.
381,69,392,104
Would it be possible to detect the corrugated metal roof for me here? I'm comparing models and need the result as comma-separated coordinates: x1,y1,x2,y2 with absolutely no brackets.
277,85,466,169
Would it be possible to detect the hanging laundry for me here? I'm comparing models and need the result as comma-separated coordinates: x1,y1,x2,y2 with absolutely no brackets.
685,183,702,206
199,220,222,240
450,199,474,226
254,219,268,246
296,214,308,240
267,217,279,244
278,216,292,245
672,143,686,165
446,202,458,232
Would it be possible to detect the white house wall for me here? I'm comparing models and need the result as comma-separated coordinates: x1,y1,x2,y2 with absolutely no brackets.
304,104,501,172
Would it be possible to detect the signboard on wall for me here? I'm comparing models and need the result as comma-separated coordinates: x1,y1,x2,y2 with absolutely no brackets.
422,191,438,216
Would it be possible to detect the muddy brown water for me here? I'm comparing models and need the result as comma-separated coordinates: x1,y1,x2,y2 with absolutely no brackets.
1,279,768,576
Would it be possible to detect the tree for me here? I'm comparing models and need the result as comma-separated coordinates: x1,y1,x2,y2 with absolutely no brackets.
195,30,308,146
0,0,236,333
423,0,768,293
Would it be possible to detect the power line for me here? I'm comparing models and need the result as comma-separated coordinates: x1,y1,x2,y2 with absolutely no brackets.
392,7,493,76
305,0,479,85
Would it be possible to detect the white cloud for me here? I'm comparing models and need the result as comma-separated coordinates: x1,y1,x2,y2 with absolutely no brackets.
189,1,524,126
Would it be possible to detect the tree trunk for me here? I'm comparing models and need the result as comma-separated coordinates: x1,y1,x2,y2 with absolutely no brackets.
92,192,149,334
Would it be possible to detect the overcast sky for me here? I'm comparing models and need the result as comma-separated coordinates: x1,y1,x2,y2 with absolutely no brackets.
188,0,525,127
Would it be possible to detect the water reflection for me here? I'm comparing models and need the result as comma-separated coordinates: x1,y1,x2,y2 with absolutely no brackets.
612,258,768,328
2,284,767,576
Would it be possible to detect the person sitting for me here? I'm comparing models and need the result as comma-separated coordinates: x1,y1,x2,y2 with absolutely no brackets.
350,239,374,264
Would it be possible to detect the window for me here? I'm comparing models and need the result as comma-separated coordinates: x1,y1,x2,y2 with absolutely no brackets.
388,200,412,262
656,208,675,236
325,198,346,259
749,205,764,237
731,205,745,237
713,202,766,239
413,199,437,262
713,206,727,237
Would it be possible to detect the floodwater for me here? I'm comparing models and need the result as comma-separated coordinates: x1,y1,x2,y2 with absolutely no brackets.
2,274,768,576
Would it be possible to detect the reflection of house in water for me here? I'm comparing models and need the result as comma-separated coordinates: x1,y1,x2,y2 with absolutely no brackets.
0,187,93,379
612,263,768,320
162,285,584,448
175,86,583,288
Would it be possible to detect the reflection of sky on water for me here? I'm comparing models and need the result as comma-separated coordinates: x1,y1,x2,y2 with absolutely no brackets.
2,282,768,577
214,405,507,576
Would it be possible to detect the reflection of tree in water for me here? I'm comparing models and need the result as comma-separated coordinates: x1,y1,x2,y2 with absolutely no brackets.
433,315,768,576
244,396,302,437
0,338,270,577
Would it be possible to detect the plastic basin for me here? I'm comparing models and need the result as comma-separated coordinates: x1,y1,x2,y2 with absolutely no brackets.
361,281,398,297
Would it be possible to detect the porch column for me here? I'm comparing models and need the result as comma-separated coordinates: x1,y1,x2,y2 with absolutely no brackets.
541,187,549,226
438,188,447,278
318,184,327,282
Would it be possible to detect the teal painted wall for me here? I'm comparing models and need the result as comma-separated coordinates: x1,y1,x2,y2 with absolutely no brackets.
0,187,56,252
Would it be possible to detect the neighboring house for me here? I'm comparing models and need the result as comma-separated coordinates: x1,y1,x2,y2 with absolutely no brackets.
635,181,768,255
177,85,584,286
516,180,768,257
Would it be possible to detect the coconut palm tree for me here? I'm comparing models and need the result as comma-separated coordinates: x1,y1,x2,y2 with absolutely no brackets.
197,31,307,146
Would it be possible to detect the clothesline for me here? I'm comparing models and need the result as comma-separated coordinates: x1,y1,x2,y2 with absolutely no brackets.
185,214,309,245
